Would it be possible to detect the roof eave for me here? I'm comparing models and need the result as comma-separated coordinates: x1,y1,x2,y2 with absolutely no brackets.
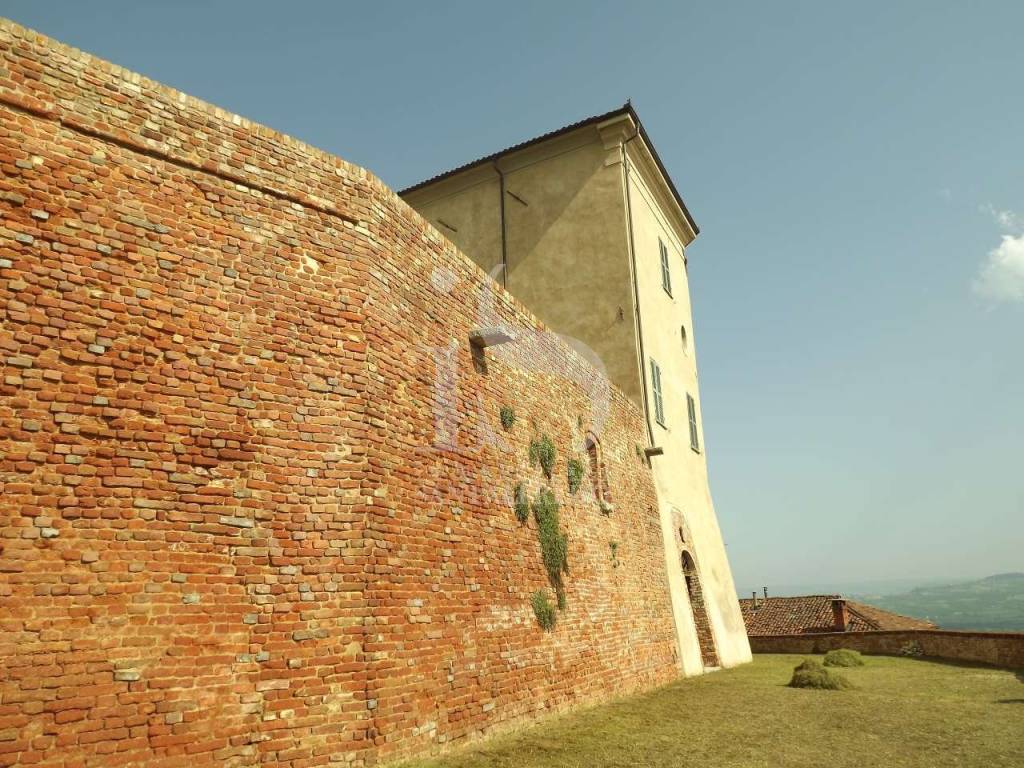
398,103,699,237
397,104,631,197
627,106,700,238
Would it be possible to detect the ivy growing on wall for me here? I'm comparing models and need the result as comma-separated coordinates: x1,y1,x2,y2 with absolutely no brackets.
529,435,557,479
519,434,570,627
566,458,584,495
533,487,568,609
513,482,529,523
531,590,556,630
500,406,516,430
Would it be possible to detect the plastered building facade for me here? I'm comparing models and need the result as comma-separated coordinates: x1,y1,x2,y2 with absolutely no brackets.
402,108,752,672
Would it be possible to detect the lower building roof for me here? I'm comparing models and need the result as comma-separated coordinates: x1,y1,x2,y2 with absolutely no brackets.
739,595,938,636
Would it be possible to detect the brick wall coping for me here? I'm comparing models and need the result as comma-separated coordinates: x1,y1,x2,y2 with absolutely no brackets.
749,629,1024,670
750,629,1024,640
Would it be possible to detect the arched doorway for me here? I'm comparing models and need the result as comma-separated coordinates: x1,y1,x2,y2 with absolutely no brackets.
681,550,719,668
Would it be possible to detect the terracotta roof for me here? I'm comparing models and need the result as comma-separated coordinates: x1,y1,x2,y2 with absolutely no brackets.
398,103,699,236
845,601,938,632
738,595,937,636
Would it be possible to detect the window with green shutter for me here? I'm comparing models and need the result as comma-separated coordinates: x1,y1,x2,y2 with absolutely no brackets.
659,239,672,296
651,359,666,427
687,393,700,452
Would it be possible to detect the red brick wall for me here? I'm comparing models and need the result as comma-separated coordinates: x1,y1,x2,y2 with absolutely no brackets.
750,631,1024,670
0,20,681,767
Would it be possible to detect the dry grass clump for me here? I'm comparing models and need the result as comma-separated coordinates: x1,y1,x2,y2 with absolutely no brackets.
788,658,855,690
824,649,865,667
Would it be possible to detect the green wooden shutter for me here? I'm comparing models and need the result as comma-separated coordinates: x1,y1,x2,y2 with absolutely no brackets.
651,359,665,426
659,240,672,296
687,393,699,451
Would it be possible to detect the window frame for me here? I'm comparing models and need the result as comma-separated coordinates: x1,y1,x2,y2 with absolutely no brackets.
687,393,700,453
650,358,666,427
659,239,673,297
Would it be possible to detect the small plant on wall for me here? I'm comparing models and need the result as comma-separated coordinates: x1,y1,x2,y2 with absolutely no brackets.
500,405,516,430
609,541,621,568
566,458,584,495
529,435,557,479
531,590,556,630
513,482,529,523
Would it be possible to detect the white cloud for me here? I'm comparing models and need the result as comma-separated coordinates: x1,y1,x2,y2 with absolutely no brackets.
981,203,1024,232
974,234,1024,303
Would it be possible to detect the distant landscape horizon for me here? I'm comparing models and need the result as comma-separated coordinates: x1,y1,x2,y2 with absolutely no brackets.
737,572,999,600
738,572,1024,632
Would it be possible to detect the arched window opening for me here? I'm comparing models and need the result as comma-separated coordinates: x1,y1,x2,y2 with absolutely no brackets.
584,432,611,507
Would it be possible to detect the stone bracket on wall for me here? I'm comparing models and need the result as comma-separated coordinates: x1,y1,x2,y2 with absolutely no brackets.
469,327,516,349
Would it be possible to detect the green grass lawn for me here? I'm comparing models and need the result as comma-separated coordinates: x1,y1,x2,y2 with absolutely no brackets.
400,654,1023,768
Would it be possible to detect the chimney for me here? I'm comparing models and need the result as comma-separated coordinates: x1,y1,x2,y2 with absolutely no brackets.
752,591,759,608
831,598,849,632
763,586,768,600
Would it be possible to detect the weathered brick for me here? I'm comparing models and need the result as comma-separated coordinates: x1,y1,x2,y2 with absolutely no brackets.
0,17,683,768
254,679,288,692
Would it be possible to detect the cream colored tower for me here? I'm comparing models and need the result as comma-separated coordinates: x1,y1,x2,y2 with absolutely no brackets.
401,105,751,672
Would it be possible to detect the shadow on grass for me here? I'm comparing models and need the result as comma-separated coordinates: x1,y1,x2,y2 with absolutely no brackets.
895,656,1024,675
765,652,1021,674
995,669,1024,701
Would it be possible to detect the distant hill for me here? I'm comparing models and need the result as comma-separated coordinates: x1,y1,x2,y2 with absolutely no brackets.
856,573,1024,632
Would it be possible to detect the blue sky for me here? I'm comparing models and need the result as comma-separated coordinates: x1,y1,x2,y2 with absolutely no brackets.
6,1,1021,594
